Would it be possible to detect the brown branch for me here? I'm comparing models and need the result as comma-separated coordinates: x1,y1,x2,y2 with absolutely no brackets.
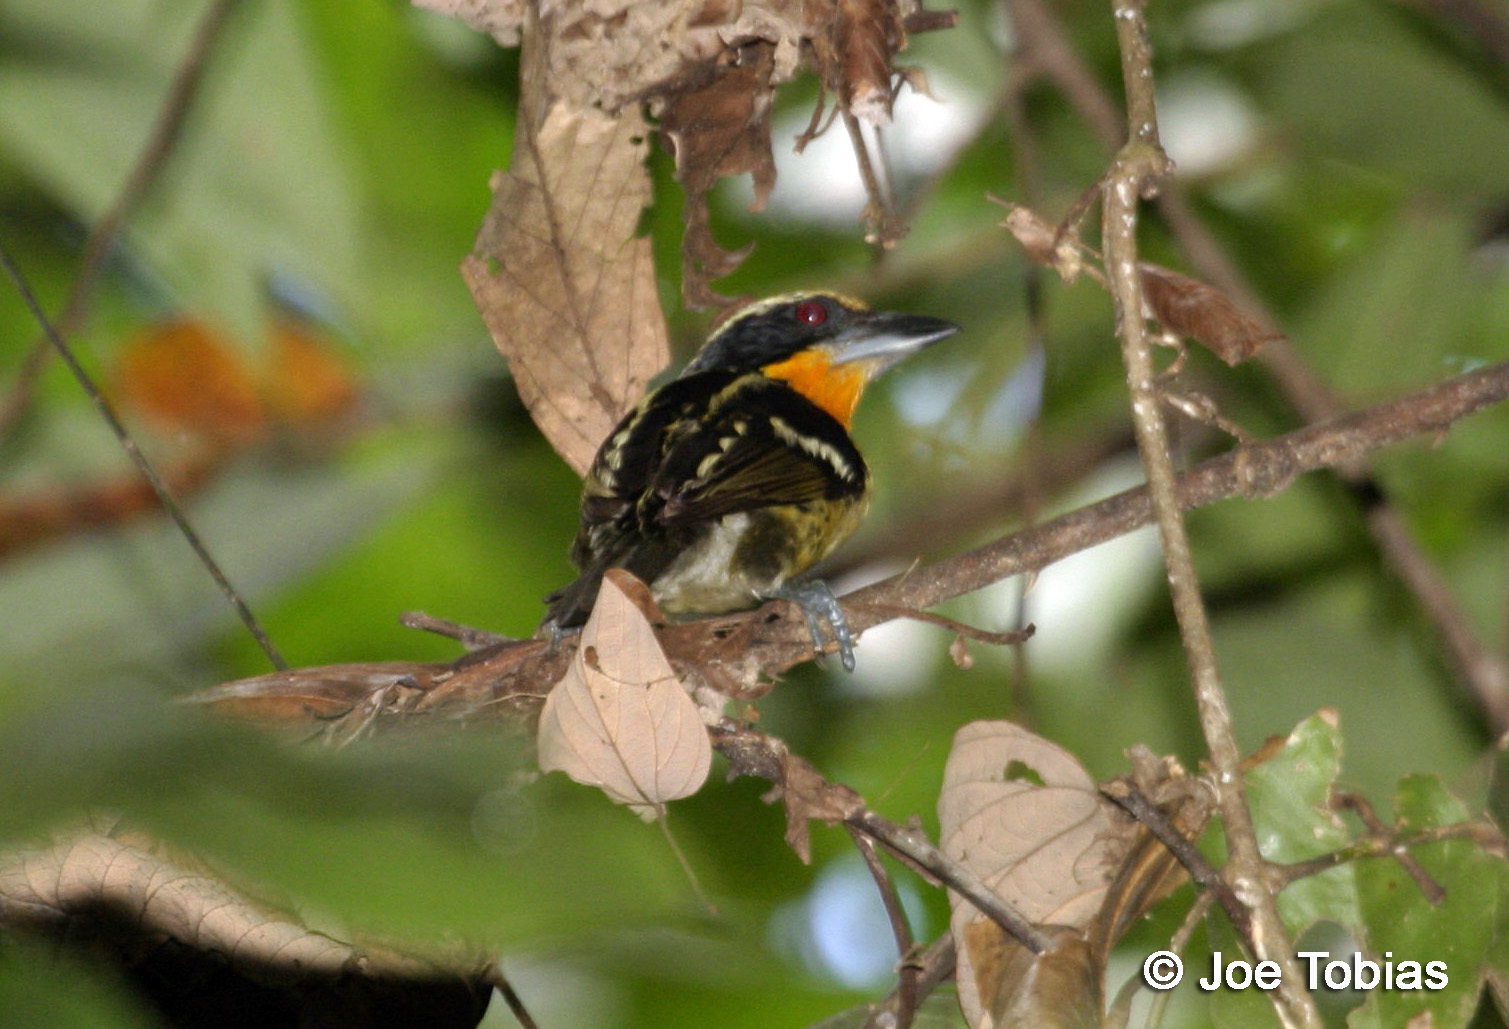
859,933,956,1029
191,357,1509,722
846,826,920,1025
1100,782,1248,936
1003,0,1509,736
1274,816,1508,889
1101,2,1315,1021
836,358,1509,644
0,0,239,442
827,424,1134,577
496,974,543,1029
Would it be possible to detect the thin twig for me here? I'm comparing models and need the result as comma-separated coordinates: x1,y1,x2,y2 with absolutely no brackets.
1100,1,1316,1023
1100,782,1247,935
860,933,955,1029
853,603,1033,646
840,357,1509,631
1004,0,1509,735
0,0,240,441
843,111,906,248
400,610,514,651
1274,816,1507,889
846,826,919,1027
1332,789,1444,902
0,240,286,671
710,723,1054,955
495,972,543,1029
844,806,1052,952
1139,891,1213,1029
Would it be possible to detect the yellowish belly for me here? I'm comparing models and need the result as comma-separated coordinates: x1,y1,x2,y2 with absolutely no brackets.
651,498,867,616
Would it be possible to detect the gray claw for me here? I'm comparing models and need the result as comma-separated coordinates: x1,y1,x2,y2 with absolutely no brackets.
775,579,856,672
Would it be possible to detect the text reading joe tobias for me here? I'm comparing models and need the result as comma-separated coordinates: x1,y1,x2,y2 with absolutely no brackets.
1141,950,1448,992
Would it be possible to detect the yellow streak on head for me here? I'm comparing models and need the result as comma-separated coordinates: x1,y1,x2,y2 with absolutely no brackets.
761,348,869,428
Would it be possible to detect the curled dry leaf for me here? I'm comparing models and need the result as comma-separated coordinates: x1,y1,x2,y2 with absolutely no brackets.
658,43,779,309
938,723,1207,1028
0,828,491,1026
776,751,864,863
462,9,669,476
1138,262,1281,366
938,721,1124,1028
438,0,954,341
999,203,1086,283
537,570,712,819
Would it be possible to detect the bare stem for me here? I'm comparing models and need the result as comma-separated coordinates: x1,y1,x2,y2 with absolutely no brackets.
710,723,1055,955
0,0,239,441
0,241,286,671
1101,0,1317,1023
1005,0,1509,736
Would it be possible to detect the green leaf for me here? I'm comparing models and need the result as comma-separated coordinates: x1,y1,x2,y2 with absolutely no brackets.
1244,711,1360,933
1346,775,1508,1029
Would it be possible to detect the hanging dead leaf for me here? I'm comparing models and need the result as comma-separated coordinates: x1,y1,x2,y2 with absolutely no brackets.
537,570,712,818
938,724,1210,1028
462,9,669,476
436,0,956,346
965,922,1104,1029
833,0,902,125
775,751,864,863
658,43,779,309
996,202,1089,283
1139,262,1281,366
938,722,1128,1029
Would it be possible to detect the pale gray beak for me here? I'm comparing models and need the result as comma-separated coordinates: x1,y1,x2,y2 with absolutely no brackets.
831,311,959,373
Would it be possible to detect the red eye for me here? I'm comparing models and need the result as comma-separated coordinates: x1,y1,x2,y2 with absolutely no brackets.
794,300,828,326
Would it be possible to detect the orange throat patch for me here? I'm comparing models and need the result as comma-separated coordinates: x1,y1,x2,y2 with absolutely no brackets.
761,350,868,427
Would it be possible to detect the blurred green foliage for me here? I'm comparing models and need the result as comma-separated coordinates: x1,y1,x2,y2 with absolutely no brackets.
1,0,1507,1025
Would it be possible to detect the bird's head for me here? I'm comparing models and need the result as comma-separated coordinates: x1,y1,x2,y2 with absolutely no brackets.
681,292,959,427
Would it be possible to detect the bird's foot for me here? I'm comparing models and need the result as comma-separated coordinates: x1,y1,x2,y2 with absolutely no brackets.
538,619,583,651
774,579,856,672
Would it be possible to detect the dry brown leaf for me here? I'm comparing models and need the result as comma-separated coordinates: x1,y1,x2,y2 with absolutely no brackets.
537,571,712,818
999,203,1086,283
1139,262,1281,366
462,9,669,476
938,721,1127,1029
967,923,1104,1029
833,0,901,124
939,725,1211,1028
804,0,909,126
437,0,955,365
181,661,442,724
0,827,492,1025
658,44,779,308
777,752,864,863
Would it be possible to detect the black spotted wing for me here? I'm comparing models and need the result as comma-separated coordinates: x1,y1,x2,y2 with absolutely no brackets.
648,375,868,527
